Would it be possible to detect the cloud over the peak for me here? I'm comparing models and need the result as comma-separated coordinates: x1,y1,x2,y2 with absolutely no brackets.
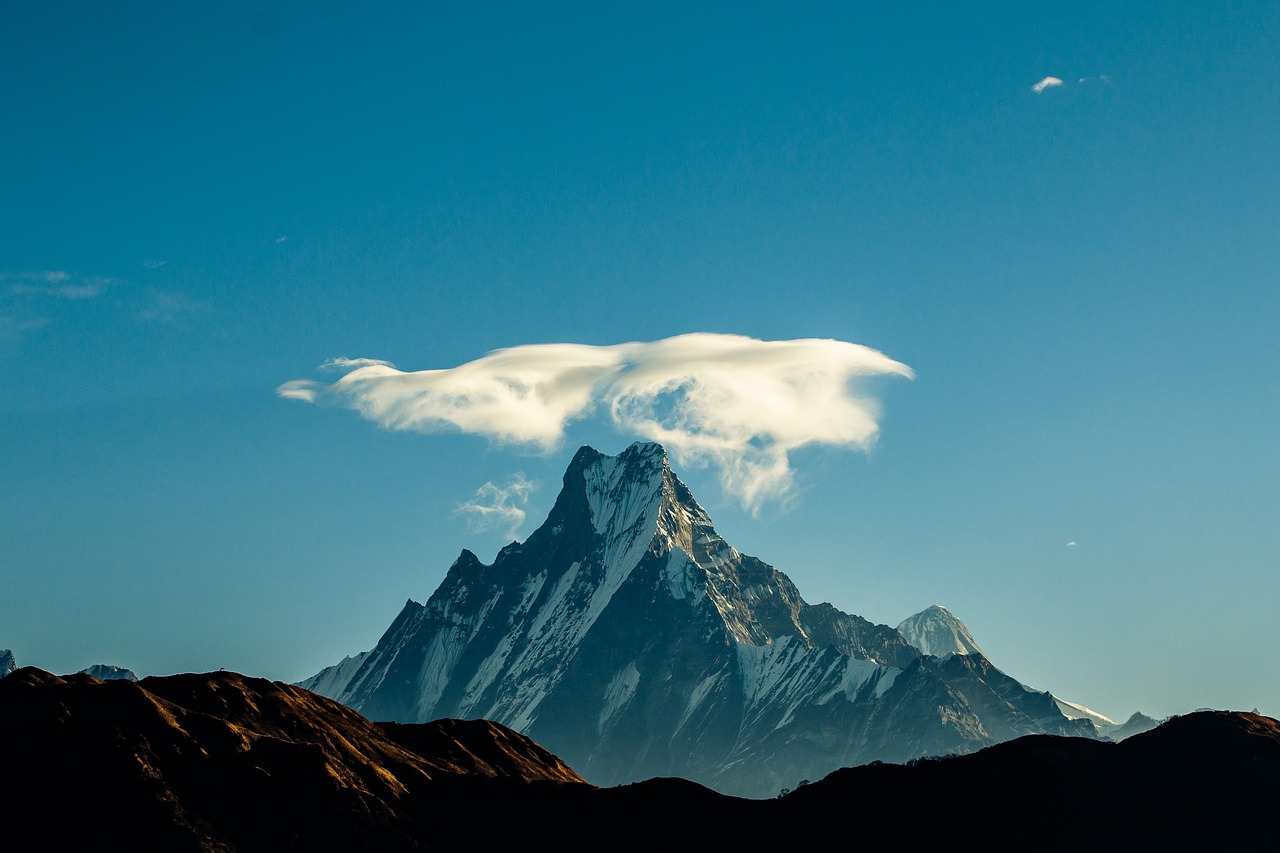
1032,76,1064,93
279,334,914,511
319,357,396,372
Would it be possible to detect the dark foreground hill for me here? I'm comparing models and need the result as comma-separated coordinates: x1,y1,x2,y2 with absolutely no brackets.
0,667,583,851
2,667,1277,851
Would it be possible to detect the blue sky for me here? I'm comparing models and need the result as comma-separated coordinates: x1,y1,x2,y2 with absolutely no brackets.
3,1,1277,722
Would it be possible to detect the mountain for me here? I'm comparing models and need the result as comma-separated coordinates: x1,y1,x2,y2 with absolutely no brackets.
1108,709,1163,739
303,442,1094,797
1054,695,1119,729
777,709,1280,849
0,651,141,683
894,596,1163,742
896,603,984,658
3,666,1277,849
78,663,139,681
0,666,585,851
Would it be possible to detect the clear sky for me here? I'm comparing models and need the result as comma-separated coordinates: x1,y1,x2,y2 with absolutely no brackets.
3,1,1277,723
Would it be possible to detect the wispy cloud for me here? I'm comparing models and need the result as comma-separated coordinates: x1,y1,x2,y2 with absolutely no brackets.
455,474,536,539
4,271,113,299
279,334,915,511
1032,76,1064,94
0,313,50,343
139,290,209,324
142,259,167,270
1,271,114,342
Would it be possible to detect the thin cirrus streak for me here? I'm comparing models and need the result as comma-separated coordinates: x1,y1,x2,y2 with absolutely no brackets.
278,333,915,511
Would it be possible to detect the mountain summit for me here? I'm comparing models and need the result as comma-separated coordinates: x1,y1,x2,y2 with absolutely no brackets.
897,604,984,658
303,442,1091,797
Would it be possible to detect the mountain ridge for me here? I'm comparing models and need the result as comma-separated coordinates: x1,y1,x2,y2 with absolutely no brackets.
302,442,1096,796
3,665,1276,849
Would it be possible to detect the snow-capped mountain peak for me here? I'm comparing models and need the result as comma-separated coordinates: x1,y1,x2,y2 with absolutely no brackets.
302,444,1094,797
896,604,985,659
78,664,140,682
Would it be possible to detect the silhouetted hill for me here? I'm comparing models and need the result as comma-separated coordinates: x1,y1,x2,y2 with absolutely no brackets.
774,709,1280,848
2,666,1276,850
0,667,584,850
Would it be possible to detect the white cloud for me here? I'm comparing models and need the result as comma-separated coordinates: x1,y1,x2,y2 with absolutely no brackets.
279,333,914,511
319,357,396,372
1067,541,1078,547
4,271,112,299
1032,76,1064,94
456,474,535,539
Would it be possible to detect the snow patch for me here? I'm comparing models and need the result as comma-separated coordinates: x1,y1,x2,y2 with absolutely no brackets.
662,550,707,602
598,662,641,734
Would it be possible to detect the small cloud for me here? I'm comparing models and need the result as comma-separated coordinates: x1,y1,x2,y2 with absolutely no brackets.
455,474,536,539
1032,76,1064,94
274,236,288,244
142,259,167,270
139,290,209,325
1067,541,1078,547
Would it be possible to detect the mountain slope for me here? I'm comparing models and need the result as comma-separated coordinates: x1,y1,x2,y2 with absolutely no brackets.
4,667,1276,849
0,666,585,851
303,442,1092,797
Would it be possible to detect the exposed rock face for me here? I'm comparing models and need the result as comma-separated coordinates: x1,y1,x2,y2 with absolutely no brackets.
303,442,1093,797
0,649,15,679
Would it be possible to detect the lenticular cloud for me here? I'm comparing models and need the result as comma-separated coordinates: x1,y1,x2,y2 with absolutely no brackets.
278,334,914,510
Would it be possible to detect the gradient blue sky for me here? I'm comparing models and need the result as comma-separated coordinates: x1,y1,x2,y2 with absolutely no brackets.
3,2,1277,722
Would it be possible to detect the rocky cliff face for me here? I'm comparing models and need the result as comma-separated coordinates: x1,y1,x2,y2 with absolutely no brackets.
303,442,1092,797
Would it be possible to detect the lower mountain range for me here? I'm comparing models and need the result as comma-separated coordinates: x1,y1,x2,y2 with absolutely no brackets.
301,442,1157,797
4,443,1270,847
2,666,1276,850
